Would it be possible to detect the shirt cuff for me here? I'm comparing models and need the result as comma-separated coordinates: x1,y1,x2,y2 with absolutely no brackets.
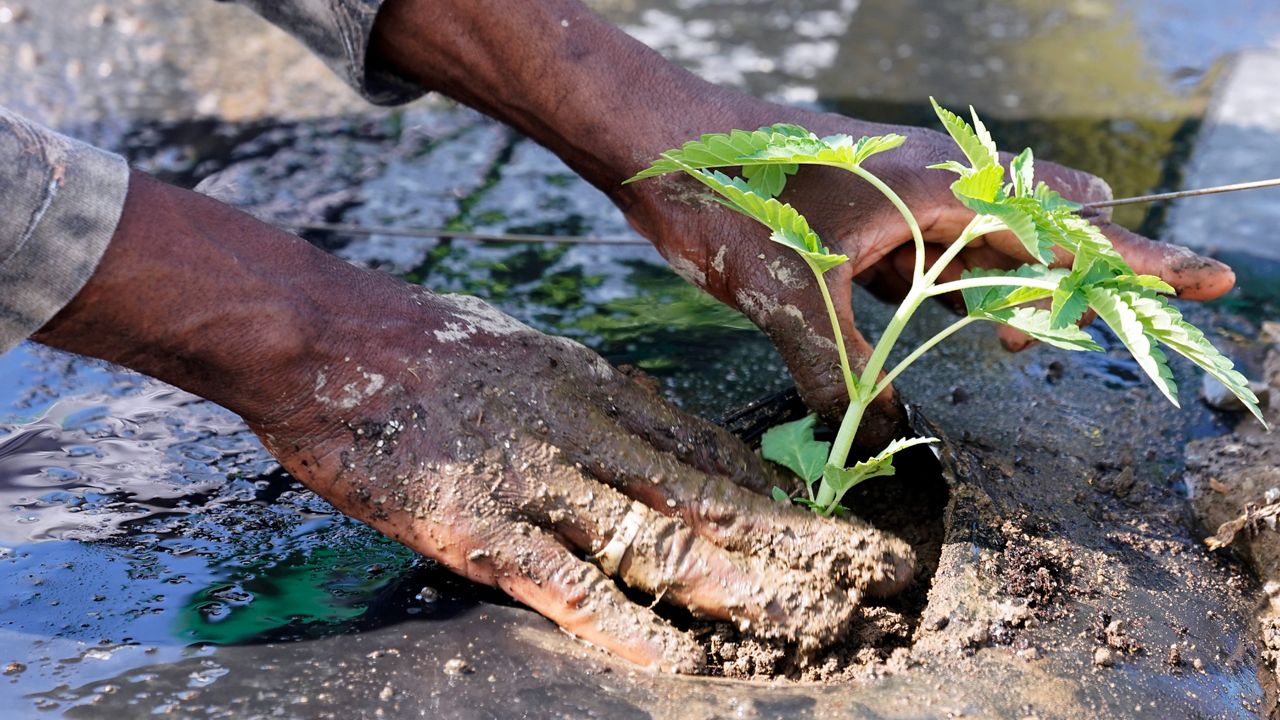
0,110,130,355
224,0,426,106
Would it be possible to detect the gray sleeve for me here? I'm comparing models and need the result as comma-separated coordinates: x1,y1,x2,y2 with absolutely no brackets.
0,108,130,355
222,0,426,106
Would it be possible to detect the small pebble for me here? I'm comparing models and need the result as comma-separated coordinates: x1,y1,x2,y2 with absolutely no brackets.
1202,375,1271,413
4,662,25,675
1192,657,1204,672
378,684,394,701
443,658,471,675
1093,647,1114,667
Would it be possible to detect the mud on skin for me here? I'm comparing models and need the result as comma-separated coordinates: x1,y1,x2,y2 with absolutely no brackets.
250,289,915,672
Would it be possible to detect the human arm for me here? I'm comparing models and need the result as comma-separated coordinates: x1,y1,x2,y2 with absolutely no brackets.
354,0,1236,445
24,162,911,671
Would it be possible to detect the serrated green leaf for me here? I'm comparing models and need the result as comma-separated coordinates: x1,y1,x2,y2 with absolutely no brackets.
822,462,894,494
959,265,1065,314
928,160,971,176
677,164,848,273
742,162,797,198
1034,182,1082,211
1123,291,1268,427
768,123,815,139
959,196,1048,263
1085,286,1180,405
1050,285,1091,328
1102,274,1176,295
1011,148,1034,198
850,133,907,165
1040,211,1129,273
931,97,997,170
951,164,1006,203
625,125,819,183
761,415,830,486
970,106,999,166
984,306,1103,351
829,436,940,488
1046,258,1111,328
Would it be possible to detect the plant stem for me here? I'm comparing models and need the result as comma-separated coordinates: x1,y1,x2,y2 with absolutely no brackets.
807,259,859,403
922,214,995,286
850,165,927,282
927,276,1059,297
821,387,869,474
872,316,979,398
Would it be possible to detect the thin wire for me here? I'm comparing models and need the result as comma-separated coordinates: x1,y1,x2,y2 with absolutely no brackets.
1085,177,1280,209
279,176,1280,243
283,221,649,245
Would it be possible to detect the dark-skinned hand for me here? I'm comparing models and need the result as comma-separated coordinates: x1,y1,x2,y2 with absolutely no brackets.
371,0,1235,448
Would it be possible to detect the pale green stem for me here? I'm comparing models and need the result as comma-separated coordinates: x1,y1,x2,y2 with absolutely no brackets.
817,394,866,508
849,165,927,282
872,316,979,399
806,259,859,404
927,276,1059,297
921,214,996,286
824,216,1023,469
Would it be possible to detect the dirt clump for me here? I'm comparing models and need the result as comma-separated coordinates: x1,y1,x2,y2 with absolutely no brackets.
671,444,948,681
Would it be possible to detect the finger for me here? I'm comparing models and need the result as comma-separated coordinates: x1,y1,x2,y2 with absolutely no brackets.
508,451,858,648
996,322,1036,352
1098,223,1235,300
542,407,916,598
476,522,705,672
581,362,788,496
718,246,906,446
854,263,914,306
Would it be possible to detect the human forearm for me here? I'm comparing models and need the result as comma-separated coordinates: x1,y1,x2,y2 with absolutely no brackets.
369,0,773,195
31,171,403,428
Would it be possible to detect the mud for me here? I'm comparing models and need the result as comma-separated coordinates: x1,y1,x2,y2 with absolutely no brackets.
1185,321,1280,715
684,437,947,681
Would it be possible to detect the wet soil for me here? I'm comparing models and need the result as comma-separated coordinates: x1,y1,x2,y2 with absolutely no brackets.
684,441,948,682
1185,321,1280,714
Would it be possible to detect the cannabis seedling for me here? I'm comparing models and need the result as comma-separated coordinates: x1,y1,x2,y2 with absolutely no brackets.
628,99,1268,516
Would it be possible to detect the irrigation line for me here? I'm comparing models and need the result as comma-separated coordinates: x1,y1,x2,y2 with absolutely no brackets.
283,221,649,245
278,176,1280,245
1086,177,1280,209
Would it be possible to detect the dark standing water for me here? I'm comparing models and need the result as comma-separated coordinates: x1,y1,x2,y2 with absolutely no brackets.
2,0,1280,717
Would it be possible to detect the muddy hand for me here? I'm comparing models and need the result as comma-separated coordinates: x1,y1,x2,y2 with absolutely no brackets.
616,111,1237,437
33,173,913,674
361,0,1236,443
256,291,915,673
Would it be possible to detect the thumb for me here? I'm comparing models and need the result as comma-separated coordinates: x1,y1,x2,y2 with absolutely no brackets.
721,248,907,450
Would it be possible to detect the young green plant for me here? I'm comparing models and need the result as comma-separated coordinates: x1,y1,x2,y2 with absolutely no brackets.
627,99,1267,517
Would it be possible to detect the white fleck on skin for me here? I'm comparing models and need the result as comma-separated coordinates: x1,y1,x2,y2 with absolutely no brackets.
316,370,387,409
438,294,535,337
433,322,473,343
733,288,805,325
711,245,728,274
766,258,808,289
667,256,707,287
734,287,837,352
